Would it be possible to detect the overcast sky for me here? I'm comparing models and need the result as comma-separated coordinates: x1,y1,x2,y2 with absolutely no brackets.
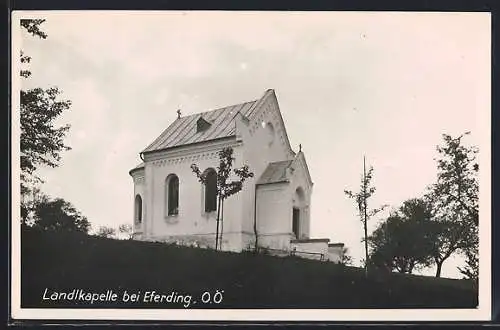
16,11,490,278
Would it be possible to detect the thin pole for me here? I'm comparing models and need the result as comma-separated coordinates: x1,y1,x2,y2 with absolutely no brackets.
215,194,221,250
363,155,369,277
220,198,224,250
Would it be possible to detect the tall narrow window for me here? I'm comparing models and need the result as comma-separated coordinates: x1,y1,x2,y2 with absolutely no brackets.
204,169,217,212
166,174,179,216
293,187,305,239
292,207,300,238
135,195,142,224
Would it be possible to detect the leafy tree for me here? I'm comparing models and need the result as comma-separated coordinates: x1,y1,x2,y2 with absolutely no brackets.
118,223,134,240
458,225,479,281
424,199,468,278
191,147,253,250
428,132,479,279
19,20,84,238
368,199,435,274
432,132,478,226
20,19,72,198
344,156,386,275
21,88,71,188
21,19,47,39
96,226,116,239
20,19,47,78
31,195,90,233
21,186,42,225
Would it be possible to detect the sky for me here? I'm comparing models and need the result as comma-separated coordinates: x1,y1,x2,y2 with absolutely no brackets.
15,11,490,278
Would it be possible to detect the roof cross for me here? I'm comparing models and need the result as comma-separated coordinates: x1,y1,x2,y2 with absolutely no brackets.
177,109,182,119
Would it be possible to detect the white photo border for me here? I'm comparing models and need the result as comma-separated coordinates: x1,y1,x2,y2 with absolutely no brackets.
10,10,492,322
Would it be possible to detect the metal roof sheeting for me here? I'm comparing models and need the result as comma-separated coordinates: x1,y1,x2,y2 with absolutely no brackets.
129,162,145,175
256,160,293,185
142,100,257,153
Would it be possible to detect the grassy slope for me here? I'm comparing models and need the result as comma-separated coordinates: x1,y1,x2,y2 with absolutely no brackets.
21,228,478,309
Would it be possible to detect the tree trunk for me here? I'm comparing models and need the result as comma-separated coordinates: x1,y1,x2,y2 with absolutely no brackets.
219,198,224,250
435,260,443,278
253,213,258,251
363,156,369,277
215,195,221,250
363,219,368,276
408,262,414,274
253,189,258,252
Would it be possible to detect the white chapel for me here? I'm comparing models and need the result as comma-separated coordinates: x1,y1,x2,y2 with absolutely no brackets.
129,89,344,262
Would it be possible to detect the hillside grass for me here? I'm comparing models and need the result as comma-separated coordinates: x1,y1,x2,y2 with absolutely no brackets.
21,228,478,309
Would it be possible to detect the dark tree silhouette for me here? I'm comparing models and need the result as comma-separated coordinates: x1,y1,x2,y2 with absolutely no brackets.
31,195,90,234
368,199,435,274
20,19,72,205
428,132,479,279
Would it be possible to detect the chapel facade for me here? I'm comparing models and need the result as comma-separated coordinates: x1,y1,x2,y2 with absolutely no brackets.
129,89,343,261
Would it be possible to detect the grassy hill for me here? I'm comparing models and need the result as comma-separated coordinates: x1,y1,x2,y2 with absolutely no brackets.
21,228,478,309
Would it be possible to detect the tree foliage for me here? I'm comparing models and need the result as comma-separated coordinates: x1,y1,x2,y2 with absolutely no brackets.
428,132,479,279
20,19,72,196
367,133,480,279
20,19,47,78
368,199,435,274
423,198,468,278
458,226,479,281
432,132,479,226
340,247,353,266
21,88,71,190
191,148,254,200
191,147,253,250
18,20,84,237
118,223,134,240
20,19,48,39
29,195,90,234
96,226,116,238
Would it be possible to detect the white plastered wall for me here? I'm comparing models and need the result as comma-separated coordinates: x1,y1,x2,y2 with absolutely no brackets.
138,141,245,251
236,91,296,249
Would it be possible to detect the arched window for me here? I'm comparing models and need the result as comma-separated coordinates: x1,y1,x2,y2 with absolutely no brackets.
292,187,306,238
261,121,275,147
165,174,179,216
204,169,217,213
134,195,142,224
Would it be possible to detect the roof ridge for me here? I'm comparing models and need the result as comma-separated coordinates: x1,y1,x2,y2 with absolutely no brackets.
141,90,273,154
183,99,258,119
246,89,274,119
271,159,293,164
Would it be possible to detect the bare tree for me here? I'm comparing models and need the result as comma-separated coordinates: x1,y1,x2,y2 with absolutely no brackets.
191,147,253,250
345,156,386,276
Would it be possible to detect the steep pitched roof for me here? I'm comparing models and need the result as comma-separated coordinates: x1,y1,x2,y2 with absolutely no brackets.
256,160,293,185
256,151,314,186
142,100,258,153
294,151,314,186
